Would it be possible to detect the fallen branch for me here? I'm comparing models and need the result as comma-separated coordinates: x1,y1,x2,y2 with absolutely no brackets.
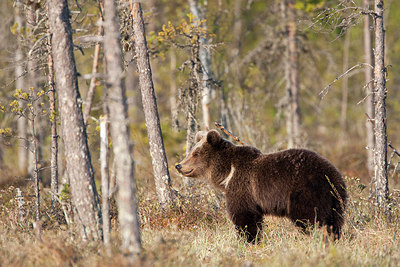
214,122,248,146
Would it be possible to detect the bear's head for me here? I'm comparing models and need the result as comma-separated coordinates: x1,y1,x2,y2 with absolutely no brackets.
175,130,225,180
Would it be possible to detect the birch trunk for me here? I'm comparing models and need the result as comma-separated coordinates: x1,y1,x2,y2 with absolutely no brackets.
373,0,389,209
99,116,111,251
363,0,375,179
104,0,141,255
48,0,102,241
130,1,175,207
282,0,301,148
15,0,27,174
188,0,213,129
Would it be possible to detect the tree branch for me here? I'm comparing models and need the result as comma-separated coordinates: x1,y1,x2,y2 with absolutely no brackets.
214,121,248,146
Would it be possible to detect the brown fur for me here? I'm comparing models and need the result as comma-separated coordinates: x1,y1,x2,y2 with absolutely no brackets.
176,130,347,243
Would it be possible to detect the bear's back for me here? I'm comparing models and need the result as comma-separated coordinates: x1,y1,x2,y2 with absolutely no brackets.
247,148,346,215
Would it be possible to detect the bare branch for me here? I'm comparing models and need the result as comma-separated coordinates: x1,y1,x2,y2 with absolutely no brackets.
214,121,248,146
319,63,372,99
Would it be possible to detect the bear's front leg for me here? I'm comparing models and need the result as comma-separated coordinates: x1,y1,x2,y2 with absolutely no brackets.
230,211,263,243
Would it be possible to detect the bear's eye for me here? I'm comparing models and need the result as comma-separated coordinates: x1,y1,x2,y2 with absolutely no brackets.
193,152,200,158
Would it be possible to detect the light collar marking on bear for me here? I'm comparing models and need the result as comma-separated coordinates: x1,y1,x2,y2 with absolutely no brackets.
220,165,235,188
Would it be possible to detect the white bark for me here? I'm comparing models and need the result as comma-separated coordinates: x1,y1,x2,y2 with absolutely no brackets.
188,0,213,129
99,116,111,251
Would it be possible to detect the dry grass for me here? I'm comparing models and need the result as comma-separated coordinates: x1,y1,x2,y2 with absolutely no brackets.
0,175,399,266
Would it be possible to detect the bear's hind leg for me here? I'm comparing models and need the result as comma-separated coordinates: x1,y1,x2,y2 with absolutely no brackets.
232,212,263,243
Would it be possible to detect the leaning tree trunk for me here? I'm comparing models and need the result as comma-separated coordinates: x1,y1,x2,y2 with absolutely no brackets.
363,0,375,179
282,0,301,148
48,0,102,241
103,0,141,256
130,1,175,208
373,0,389,210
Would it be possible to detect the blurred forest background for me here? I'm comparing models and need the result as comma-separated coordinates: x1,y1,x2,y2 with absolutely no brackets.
0,0,400,265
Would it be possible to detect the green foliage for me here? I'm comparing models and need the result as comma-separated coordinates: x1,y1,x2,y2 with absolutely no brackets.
158,13,215,46
60,183,71,202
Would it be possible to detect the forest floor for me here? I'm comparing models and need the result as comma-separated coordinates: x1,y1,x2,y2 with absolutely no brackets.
0,174,399,266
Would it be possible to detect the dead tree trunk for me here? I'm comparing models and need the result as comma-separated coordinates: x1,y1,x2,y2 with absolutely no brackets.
104,0,141,255
282,0,301,148
26,0,43,178
47,23,58,210
130,1,175,207
373,0,389,209
99,115,111,252
170,51,179,131
84,4,104,126
363,0,375,179
188,0,213,129
48,0,102,241
15,0,28,175
29,101,40,239
186,41,202,155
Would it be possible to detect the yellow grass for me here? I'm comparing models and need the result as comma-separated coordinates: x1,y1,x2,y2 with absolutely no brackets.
0,176,399,266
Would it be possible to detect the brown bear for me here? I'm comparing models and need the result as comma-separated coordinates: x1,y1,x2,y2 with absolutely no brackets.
176,130,347,243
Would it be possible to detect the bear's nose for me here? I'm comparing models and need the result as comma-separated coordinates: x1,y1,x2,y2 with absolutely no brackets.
175,164,182,171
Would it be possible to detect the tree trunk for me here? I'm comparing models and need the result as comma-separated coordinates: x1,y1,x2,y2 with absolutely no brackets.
15,0,28,175
99,115,111,252
282,0,301,148
104,0,141,255
26,0,43,178
363,0,375,179
48,0,102,241
29,103,40,239
130,1,175,207
373,0,389,209
188,0,213,129
84,7,104,126
340,31,350,141
46,25,58,210
183,39,202,187
170,51,179,131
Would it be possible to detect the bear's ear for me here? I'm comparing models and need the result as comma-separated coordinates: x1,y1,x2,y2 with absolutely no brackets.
195,131,206,143
206,130,221,146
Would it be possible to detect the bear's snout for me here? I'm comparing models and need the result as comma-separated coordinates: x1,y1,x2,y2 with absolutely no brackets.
175,164,182,171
